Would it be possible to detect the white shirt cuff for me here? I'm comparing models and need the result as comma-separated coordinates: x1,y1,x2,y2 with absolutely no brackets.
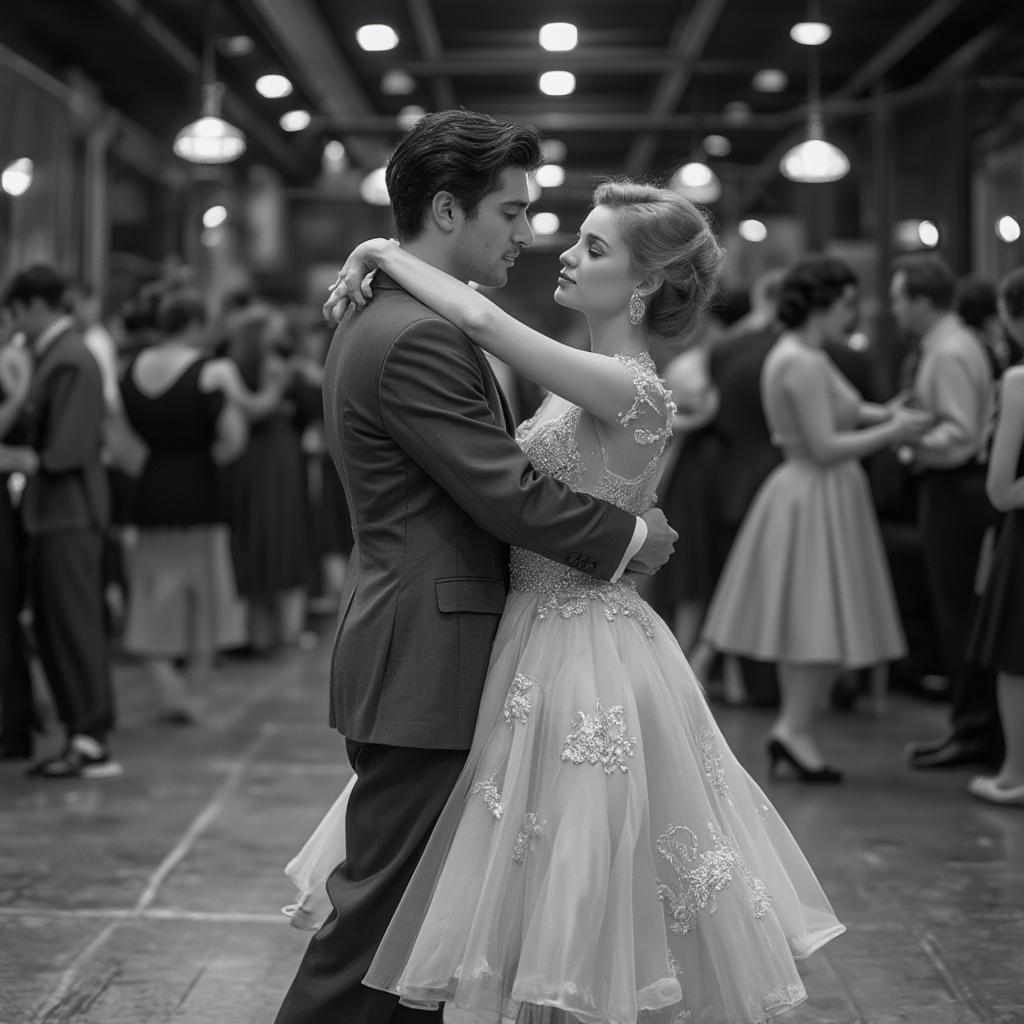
611,516,648,582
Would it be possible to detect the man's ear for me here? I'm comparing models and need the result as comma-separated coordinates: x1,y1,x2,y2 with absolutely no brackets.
429,191,460,234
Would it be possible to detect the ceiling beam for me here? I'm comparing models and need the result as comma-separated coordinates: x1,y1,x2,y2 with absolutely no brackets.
100,0,307,178
625,0,729,177
736,0,971,213
242,0,390,169
363,52,759,77
406,0,456,110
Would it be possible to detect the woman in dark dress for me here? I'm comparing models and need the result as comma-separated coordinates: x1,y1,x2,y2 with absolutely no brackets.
967,266,1024,806
223,307,308,651
120,291,248,721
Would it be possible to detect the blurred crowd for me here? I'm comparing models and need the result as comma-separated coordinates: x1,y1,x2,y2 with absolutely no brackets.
0,263,352,778
645,252,1024,805
1,250,1022,811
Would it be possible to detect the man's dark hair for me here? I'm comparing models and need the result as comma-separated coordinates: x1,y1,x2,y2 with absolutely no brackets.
955,275,998,331
776,256,858,329
891,253,955,311
2,264,68,311
385,110,542,241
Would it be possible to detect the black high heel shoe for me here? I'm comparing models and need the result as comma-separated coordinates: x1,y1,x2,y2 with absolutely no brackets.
767,738,843,784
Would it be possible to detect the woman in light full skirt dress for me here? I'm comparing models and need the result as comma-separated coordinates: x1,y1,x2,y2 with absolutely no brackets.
289,183,846,1024
702,257,933,782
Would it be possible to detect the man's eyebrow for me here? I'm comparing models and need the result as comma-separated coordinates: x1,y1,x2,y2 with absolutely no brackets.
502,200,529,209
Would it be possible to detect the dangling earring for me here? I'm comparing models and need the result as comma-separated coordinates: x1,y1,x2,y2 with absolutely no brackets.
628,289,646,325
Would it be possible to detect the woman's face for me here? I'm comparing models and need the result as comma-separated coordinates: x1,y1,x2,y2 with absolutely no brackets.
821,283,859,343
997,295,1024,345
554,205,637,320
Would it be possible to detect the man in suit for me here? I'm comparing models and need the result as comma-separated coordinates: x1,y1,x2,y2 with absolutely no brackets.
0,265,118,779
892,254,1002,770
273,111,676,1024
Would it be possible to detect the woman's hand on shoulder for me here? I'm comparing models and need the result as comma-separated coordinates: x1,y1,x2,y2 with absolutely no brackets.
323,238,397,324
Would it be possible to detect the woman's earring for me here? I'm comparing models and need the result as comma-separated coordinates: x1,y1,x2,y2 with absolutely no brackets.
628,289,646,325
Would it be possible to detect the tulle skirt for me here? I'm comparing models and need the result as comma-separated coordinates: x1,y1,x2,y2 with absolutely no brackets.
702,458,906,668
288,588,844,1023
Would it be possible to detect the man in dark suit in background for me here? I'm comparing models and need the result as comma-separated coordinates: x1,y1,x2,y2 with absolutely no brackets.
274,111,677,1024
0,325,34,760
0,265,117,779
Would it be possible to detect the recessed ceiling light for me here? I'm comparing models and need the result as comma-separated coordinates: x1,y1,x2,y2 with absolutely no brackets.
202,205,228,229
535,164,565,188
996,215,1021,243
256,74,292,99
381,69,416,96
218,35,254,57
539,71,575,96
703,134,731,157
539,23,578,52
397,105,426,130
723,100,752,125
1,157,33,196
790,21,832,46
531,212,560,235
739,219,767,242
357,24,399,52
360,167,390,205
752,68,788,93
323,140,346,162
279,109,311,132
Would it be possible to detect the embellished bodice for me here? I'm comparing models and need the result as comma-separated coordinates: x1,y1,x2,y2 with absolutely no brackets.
509,353,676,637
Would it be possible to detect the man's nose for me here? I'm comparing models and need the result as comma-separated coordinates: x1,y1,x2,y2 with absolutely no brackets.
515,215,535,247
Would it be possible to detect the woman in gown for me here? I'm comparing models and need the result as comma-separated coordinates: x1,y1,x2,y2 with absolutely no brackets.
701,257,933,783
294,183,846,1024
966,265,1024,806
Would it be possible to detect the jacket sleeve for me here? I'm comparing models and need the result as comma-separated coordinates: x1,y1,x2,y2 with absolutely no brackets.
36,363,105,475
377,316,636,581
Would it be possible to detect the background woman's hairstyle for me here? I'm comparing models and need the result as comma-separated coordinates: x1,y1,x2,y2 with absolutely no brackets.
156,289,207,335
776,256,858,329
386,110,542,241
593,180,725,346
998,265,1024,322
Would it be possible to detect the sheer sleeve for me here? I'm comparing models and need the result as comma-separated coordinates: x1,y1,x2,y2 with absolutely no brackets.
614,354,676,449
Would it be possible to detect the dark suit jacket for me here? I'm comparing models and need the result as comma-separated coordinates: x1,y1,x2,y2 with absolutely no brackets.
709,324,783,528
710,324,881,530
19,324,110,537
323,275,636,750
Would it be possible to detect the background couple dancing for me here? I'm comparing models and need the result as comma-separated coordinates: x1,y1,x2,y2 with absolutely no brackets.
273,109,851,1024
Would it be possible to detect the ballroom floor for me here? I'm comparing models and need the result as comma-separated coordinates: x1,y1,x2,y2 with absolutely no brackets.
1,625,1022,1024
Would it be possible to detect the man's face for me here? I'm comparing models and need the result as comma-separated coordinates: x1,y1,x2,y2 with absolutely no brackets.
889,270,921,338
450,166,535,287
7,299,37,339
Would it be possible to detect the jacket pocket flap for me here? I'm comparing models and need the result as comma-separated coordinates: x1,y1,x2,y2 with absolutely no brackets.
435,577,507,614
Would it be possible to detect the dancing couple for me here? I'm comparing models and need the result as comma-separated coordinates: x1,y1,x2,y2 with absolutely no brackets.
274,110,844,1024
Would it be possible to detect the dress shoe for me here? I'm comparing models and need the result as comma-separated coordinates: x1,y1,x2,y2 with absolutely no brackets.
27,736,123,779
905,735,954,759
967,776,1024,807
908,739,991,770
767,738,843,784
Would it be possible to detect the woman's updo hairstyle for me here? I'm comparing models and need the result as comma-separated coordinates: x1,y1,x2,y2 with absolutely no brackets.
776,256,857,329
593,180,725,347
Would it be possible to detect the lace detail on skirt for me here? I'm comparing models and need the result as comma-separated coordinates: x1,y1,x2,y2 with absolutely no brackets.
561,700,637,774
510,547,658,638
655,822,772,935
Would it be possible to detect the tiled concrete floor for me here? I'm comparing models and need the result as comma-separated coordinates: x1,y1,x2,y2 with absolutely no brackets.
1,631,1022,1024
